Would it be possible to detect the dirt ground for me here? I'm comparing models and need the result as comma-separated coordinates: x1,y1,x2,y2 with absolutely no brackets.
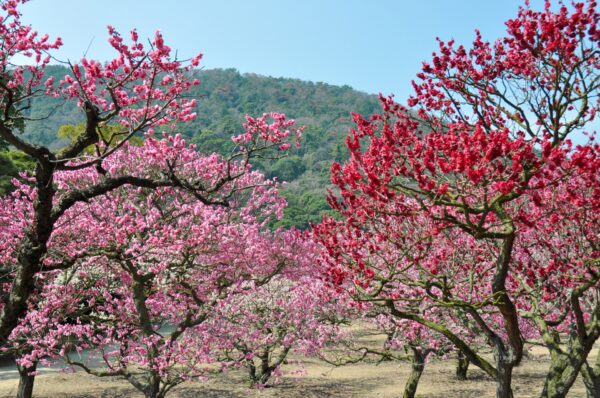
0,346,589,398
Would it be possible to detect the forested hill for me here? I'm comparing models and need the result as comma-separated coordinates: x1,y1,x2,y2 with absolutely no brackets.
18,66,382,229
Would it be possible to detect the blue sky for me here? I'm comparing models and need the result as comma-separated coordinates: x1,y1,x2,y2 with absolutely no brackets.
19,0,547,103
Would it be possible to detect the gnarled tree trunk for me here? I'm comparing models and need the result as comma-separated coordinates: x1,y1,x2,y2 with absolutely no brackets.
248,346,291,387
456,350,469,380
0,154,56,345
456,351,470,380
142,374,162,398
536,294,600,398
16,360,37,398
538,336,595,398
581,354,600,398
403,347,425,398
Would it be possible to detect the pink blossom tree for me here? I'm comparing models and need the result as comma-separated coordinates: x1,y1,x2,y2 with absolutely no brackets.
0,2,302,396
205,271,342,388
0,0,203,347
3,131,303,398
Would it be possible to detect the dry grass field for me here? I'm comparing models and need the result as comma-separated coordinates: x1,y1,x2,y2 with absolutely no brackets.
0,342,590,398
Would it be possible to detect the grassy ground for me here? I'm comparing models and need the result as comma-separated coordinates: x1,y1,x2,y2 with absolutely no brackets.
0,344,589,397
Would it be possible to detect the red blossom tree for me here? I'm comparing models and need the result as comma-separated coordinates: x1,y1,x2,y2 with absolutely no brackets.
315,1,599,397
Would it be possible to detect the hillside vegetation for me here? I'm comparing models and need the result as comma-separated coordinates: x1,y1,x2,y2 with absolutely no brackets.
10,66,381,228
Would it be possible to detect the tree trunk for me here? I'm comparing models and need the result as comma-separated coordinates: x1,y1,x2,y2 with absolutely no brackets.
0,155,56,345
490,230,521,398
493,342,519,398
403,348,425,398
540,347,597,398
540,358,579,398
143,374,161,398
130,273,163,398
247,358,258,386
496,358,514,398
538,332,596,398
540,353,588,398
258,352,274,386
582,351,600,398
16,361,37,398
456,350,469,380
247,347,291,387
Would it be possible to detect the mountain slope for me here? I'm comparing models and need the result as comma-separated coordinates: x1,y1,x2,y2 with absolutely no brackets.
19,66,382,228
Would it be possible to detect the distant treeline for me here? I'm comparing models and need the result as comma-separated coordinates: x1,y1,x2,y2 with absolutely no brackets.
3,66,382,229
